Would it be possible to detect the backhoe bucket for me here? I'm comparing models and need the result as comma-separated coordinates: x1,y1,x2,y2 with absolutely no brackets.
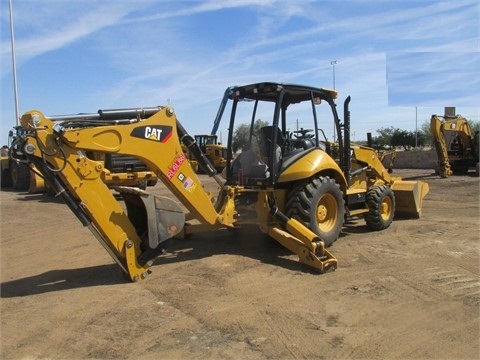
391,180,429,218
114,187,185,249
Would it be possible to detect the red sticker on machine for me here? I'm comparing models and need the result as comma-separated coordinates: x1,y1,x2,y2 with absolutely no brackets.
167,154,186,179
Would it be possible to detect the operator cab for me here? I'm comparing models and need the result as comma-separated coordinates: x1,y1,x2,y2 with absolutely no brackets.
221,82,343,186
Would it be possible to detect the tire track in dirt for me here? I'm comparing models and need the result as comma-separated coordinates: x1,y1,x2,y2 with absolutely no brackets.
347,299,478,359
420,267,480,305
349,235,480,305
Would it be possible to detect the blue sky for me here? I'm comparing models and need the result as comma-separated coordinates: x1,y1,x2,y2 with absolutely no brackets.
1,0,479,144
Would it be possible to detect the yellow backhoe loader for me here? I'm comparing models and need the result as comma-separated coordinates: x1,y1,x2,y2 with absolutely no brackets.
16,82,428,282
430,114,479,177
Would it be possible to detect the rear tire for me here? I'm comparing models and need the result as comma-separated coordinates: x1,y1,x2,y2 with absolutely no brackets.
137,180,147,190
10,161,30,191
286,176,344,246
147,178,158,187
365,185,395,230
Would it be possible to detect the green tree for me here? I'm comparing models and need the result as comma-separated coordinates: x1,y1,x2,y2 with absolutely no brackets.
390,129,425,150
375,126,426,150
231,119,269,153
421,120,433,146
390,129,409,149
373,126,396,148
467,120,480,132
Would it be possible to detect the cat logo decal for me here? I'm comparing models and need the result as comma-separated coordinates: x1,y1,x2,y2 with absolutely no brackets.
131,126,173,142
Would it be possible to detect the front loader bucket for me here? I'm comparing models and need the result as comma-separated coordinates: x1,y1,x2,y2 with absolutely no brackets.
391,180,429,218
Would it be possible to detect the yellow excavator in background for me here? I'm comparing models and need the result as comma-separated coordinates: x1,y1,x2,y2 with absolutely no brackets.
430,114,479,178
16,82,428,282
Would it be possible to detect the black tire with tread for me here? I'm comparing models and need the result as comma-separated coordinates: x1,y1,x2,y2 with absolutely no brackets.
365,185,395,230
1,168,12,188
137,180,148,190
147,178,158,187
286,176,344,246
10,161,31,191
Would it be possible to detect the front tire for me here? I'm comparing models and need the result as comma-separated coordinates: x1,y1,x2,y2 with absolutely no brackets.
365,185,395,230
286,176,345,246
10,161,30,191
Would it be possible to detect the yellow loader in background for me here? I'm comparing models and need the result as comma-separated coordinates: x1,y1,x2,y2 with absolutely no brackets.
1,126,45,193
193,134,227,172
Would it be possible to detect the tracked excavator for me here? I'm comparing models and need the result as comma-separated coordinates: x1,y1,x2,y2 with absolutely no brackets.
17,82,428,282
430,114,479,177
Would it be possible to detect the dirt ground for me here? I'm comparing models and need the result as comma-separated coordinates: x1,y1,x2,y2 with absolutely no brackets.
1,169,479,360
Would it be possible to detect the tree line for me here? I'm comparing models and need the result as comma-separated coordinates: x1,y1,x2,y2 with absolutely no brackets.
370,119,480,150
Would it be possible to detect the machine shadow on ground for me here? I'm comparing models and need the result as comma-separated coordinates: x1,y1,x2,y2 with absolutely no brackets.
0,264,124,298
156,225,327,274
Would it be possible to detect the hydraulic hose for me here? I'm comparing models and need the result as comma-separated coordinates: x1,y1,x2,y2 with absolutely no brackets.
176,120,224,186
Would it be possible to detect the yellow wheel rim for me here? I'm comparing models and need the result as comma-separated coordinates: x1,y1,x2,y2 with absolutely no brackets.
316,193,338,232
380,196,393,221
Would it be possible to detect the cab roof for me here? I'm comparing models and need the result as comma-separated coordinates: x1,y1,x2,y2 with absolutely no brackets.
228,82,338,105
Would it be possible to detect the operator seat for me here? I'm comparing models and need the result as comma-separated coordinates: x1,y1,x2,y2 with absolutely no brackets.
259,126,284,174
228,126,285,184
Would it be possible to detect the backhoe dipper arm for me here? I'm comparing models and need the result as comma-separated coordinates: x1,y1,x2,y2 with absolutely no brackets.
20,107,225,281
430,115,452,178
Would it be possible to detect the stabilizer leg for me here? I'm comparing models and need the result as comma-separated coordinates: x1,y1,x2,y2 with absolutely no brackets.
266,197,337,273
267,225,337,273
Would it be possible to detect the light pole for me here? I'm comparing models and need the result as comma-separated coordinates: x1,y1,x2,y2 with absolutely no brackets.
330,60,337,90
9,0,20,125
330,60,337,141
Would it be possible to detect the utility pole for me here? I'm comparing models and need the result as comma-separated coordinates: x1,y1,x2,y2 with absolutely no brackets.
415,107,418,148
9,0,20,125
